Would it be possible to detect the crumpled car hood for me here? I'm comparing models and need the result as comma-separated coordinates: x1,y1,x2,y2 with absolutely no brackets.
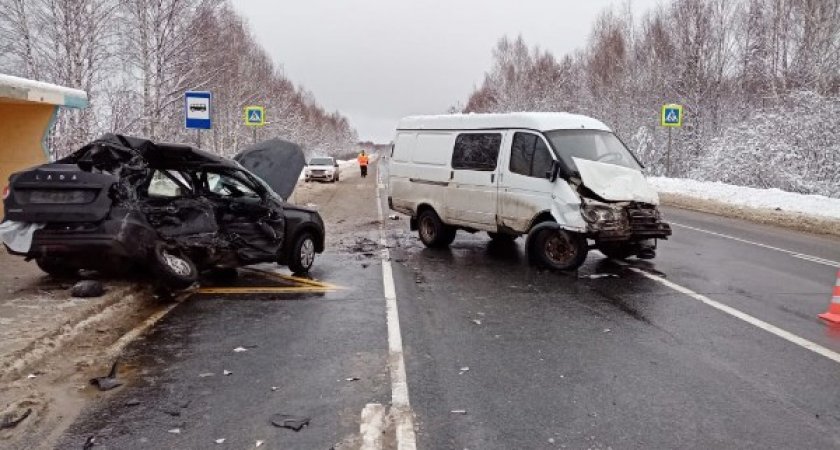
573,157,660,204
234,139,305,200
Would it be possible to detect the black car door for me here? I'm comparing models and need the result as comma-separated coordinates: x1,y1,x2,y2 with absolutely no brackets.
141,169,219,240
199,169,285,262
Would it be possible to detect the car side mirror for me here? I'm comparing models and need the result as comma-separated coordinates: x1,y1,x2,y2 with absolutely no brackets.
547,161,560,182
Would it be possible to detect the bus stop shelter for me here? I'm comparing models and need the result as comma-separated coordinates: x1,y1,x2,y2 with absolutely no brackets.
0,74,88,215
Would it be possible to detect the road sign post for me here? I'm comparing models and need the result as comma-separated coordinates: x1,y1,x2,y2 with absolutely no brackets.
185,91,212,147
660,104,683,177
244,106,266,143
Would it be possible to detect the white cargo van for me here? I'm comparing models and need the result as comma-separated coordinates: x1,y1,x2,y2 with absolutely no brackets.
386,112,671,271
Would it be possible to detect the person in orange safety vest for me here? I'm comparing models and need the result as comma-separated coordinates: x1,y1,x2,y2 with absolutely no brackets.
357,150,369,178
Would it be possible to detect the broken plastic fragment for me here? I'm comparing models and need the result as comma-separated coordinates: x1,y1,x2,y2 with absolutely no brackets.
255,441,265,448
26,373,37,379
603,328,611,333
580,273,619,280
450,409,467,415
270,414,310,431
199,372,214,378
223,370,232,376
388,214,399,220
471,319,482,325
168,428,181,434
215,438,226,444
233,347,248,353
83,436,96,450
271,386,278,391
71,280,105,298
90,360,122,391
0,408,32,430
346,377,360,381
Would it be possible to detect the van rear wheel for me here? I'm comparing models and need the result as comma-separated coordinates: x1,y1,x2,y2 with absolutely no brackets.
417,209,456,248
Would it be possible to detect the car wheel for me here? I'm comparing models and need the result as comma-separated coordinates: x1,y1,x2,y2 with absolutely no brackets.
528,226,588,271
152,244,198,289
35,257,78,278
487,232,517,242
288,231,317,274
417,208,456,248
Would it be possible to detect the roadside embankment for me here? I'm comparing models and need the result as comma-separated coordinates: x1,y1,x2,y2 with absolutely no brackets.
650,178,840,237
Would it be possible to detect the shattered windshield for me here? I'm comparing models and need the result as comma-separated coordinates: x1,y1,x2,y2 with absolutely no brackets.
309,158,334,166
545,130,641,171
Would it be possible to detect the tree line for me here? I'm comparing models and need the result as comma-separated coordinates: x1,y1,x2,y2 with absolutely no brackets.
461,0,840,198
0,0,357,159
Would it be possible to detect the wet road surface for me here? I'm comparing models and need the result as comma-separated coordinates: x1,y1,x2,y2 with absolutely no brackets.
57,162,840,449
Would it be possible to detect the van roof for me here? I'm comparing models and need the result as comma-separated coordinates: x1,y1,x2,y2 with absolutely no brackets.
397,112,611,133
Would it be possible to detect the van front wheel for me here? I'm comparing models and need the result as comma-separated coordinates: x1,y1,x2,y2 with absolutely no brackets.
417,209,456,248
528,227,588,271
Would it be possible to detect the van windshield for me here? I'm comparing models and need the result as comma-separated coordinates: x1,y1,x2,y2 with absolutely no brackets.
545,130,641,171
309,158,334,166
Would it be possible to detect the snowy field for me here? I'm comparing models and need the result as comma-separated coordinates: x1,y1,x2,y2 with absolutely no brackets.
650,177,840,221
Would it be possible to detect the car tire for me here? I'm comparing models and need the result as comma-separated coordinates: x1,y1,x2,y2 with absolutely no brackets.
417,208,456,248
287,231,317,274
152,244,198,289
36,257,78,278
487,232,517,242
527,226,588,271
597,242,636,260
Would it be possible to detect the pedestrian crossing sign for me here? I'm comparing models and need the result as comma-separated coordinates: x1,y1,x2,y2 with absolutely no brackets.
661,104,683,127
244,106,265,127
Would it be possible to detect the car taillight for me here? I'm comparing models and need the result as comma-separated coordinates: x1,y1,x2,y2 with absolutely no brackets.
1,185,9,200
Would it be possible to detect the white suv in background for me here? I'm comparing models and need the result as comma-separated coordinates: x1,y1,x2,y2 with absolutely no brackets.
304,157,339,183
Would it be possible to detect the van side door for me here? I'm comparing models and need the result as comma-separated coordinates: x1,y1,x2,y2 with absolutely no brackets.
498,131,556,233
444,132,503,229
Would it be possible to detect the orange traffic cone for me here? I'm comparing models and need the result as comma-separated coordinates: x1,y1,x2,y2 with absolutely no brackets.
818,269,840,324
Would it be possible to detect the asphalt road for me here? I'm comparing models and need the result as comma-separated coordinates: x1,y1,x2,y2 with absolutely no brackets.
57,162,840,449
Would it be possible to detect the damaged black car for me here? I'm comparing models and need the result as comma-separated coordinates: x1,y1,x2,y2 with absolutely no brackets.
0,134,325,289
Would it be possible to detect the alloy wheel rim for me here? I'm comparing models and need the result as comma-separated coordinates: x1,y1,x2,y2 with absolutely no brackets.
300,238,315,268
163,251,191,276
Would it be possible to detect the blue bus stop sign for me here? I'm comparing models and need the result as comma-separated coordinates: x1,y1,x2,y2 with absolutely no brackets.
185,91,212,130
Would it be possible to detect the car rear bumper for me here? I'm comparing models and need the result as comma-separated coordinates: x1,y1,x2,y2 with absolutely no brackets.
9,218,158,264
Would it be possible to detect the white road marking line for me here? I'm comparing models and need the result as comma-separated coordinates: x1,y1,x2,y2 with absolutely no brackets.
376,168,418,450
671,222,840,267
628,267,840,365
360,403,386,450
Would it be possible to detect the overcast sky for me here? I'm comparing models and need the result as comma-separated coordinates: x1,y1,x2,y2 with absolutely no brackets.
232,0,662,143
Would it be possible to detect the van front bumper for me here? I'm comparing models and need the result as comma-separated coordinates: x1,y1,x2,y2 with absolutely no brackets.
586,203,672,242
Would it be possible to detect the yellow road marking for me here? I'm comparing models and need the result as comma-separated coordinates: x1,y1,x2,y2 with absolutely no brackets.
242,267,343,290
196,268,345,296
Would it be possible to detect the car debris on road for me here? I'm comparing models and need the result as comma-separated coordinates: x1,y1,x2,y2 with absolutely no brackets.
71,280,105,298
89,360,122,391
0,408,32,430
270,413,310,431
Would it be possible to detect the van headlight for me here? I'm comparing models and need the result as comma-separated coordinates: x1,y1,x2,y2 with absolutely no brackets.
582,204,621,223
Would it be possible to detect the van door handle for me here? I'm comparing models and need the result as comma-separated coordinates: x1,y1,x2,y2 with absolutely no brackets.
491,174,495,183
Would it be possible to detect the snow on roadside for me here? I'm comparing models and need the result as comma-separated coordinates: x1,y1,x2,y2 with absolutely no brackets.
649,177,840,221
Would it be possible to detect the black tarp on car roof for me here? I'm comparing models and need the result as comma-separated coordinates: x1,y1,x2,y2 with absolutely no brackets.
59,134,228,170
